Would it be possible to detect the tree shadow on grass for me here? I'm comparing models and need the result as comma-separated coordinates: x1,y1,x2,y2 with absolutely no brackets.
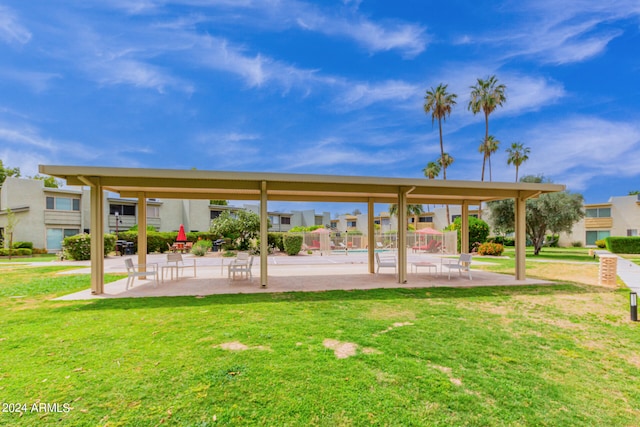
49,280,622,314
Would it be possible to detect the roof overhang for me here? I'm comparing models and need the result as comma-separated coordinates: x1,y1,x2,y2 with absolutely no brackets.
38,165,565,204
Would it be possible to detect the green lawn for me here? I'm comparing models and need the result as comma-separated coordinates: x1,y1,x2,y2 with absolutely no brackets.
0,261,639,426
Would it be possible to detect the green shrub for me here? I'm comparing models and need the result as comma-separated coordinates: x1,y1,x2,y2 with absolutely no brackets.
488,236,515,247
283,234,303,256
604,237,640,254
0,248,31,256
477,242,504,256
446,217,490,252
12,241,33,249
191,240,212,257
63,233,116,260
572,241,583,247
595,239,607,248
544,234,559,247
268,233,285,252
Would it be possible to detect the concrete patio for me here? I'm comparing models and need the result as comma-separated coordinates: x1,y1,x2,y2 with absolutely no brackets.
53,251,553,300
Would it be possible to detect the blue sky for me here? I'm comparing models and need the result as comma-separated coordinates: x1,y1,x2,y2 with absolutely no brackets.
1,0,640,214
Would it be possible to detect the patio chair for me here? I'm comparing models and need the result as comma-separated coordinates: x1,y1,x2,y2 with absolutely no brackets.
375,252,397,274
124,258,159,290
163,252,196,281
442,253,472,280
228,253,253,281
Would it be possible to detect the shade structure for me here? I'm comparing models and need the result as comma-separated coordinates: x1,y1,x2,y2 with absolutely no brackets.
311,228,331,234
416,227,443,235
176,224,187,242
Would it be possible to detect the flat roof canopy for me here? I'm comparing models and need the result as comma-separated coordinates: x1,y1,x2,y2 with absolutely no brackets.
39,165,565,204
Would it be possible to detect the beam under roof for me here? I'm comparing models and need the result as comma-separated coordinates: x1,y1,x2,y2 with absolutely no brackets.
39,165,565,204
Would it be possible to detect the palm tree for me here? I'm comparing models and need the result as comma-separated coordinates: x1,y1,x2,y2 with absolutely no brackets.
389,204,424,230
478,135,500,181
468,75,506,181
422,161,441,179
436,153,454,224
424,84,457,180
506,142,530,182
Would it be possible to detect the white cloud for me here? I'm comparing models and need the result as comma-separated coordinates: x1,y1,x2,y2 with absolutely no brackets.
491,0,640,64
0,5,31,44
522,116,640,189
0,5,31,45
0,69,61,93
337,80,420,109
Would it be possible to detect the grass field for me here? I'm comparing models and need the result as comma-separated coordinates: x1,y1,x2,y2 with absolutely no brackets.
0,250,639,426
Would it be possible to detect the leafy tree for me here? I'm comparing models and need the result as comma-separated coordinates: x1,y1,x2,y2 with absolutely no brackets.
388,203,424,230
487,175,584,255
506,142,531,182
0,160,20,184
436,153,454,224
31,174,61,188
478,135,500,182
468,75,507,181
210,200,228,206
210,210,263,250
352,208,362,215
424,83,457,181
445,216,490,253
422,161,441,179
628,190,640,196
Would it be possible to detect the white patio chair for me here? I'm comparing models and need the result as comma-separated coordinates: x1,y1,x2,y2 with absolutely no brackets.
163,252,196,281
124,258,159,290
375,252,397,274
443,253,473,280
228,252,250,280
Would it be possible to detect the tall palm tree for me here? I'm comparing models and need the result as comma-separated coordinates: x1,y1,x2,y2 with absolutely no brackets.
422,161,441,179
468,75,506,181
478,135,500,182
436,153,454,224
506,142,530,182
424,84,457,180
389,204,424,230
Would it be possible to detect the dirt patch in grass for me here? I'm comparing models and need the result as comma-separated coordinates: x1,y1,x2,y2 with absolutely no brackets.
373,322,414,336
216,341,270,351
366,307,417,321
323,339,380,359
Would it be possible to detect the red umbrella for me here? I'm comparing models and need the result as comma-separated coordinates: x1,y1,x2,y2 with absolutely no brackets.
176,224,187,242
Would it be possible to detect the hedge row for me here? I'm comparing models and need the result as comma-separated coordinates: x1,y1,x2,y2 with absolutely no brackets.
63,234,117,260
115,231,219,254
605,237,640,254
0,248,32,256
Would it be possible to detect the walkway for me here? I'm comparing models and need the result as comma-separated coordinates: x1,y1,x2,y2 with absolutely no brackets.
52,251,552,300
595,250,640,293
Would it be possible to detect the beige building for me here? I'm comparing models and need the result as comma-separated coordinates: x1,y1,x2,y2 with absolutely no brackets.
0,177,331,252
563,194,640,246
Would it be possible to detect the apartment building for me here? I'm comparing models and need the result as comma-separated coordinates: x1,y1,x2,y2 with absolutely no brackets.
0,177,331,252
564,194,640,246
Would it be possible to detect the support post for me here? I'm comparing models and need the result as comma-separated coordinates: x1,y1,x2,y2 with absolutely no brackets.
461,201,469,254
89,178,104,294
368,198,375,274
515,195,527,280
397,188,410,284
138,193,148,276
260,181,268,288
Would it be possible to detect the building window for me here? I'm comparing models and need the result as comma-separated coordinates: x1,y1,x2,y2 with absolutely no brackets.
147,206,160,217
627,229,638,237
46,228,80,250
269,215,280,225
210,210,222,220
46,196,80,211
374,219,381,225
586,230,610,246
418,216,433,223
110,204,135,216
281,217,291,225
586,207,611,218
347,221,357,227
451,215,461,221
